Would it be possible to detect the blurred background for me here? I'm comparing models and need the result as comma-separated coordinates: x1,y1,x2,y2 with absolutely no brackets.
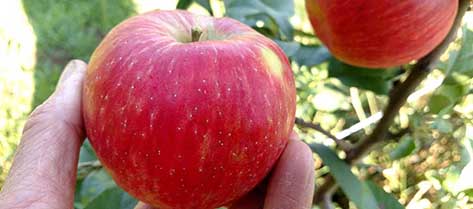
0,0,472,208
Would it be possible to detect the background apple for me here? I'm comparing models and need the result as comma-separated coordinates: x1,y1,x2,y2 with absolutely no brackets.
305,0,458,68
83,10,296,209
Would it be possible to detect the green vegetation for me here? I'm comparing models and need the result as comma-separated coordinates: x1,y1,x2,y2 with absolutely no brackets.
22,0,136,106
0,0,136,188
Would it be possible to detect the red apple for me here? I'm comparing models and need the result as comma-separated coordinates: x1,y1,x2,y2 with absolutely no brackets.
305,0,458,68
83,10,296,209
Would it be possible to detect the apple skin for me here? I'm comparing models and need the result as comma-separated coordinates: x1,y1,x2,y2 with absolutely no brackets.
305,0,458,68
83,10,296,209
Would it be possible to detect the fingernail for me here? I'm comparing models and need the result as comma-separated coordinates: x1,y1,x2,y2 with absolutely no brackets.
289,131,299,141
57,59,87,89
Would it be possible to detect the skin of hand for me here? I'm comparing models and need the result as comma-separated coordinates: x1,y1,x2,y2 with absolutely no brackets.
0,60,315,209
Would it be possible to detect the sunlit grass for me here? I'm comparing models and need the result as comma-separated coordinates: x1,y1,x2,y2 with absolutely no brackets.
0,0,36,185
133,0,177,13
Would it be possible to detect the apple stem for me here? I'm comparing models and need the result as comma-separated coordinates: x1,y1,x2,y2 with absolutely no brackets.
191,27,203,42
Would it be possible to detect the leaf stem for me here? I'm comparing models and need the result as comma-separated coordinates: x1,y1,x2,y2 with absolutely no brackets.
191,27,203,42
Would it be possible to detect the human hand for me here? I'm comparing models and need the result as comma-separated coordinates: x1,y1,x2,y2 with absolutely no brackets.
0,60,315,209
0,60,87,209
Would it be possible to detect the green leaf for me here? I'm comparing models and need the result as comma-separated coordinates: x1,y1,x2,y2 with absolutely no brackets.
390,136,416,160
464,189,473,198
366,181,405,209
79,139,97,163
328,59,400,95
176,0,213,15
274,40,300,57
437,20,473,76
176,0,192,9
439,80,466,100
428,94,453,114
449,25,473,76
293,45,331,67
274,41,331,66
74,179,85,209
432,118,453,134
243,13,280,37
311,143,379,209
428,22,472,115
428,81,467,114
224,0,294,40
260,0,293,16
79,169,116,206
83,187,137,209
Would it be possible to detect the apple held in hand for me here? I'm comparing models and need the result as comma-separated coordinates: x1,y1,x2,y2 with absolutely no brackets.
305,0,458,68
83,10,296,209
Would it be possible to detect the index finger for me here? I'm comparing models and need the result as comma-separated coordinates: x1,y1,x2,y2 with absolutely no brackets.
263,137,315,209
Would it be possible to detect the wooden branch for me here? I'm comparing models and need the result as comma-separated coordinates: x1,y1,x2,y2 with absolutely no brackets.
321,194,336,209
295,117,353,151
314,0,471,204
77,160,102,180
78,160,102,169
387,127,411,140
314,175,335,203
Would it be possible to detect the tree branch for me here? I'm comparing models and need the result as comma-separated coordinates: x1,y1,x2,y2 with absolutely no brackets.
321,193,336,209
77,160,102,180
295,117,353,151
387,127,411,140
314,0,471,204
314,175,335,203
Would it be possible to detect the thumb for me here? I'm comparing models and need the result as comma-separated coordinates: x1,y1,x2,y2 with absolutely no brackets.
42,59,87,129
57,59,87,91
0,60,88,208
58,59,87,123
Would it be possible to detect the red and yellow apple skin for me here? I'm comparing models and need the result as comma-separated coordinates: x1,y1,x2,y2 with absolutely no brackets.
83,10,296,209
306,0,458,68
